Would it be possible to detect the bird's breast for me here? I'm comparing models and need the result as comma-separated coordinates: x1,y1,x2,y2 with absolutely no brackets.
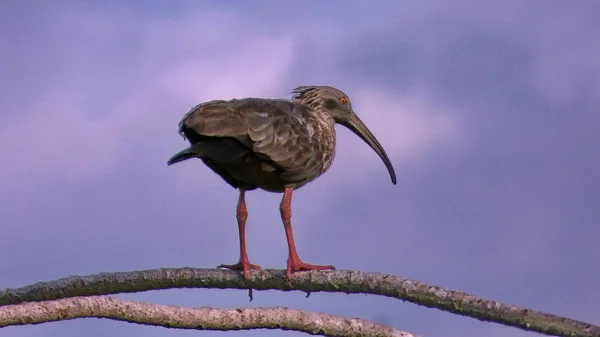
294,113,337,182
313,116,336,172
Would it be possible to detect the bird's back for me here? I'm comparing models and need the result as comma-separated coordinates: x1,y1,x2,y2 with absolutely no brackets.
169,97,336,192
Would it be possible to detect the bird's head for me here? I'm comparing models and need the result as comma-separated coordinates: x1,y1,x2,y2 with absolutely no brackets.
292,86,397,185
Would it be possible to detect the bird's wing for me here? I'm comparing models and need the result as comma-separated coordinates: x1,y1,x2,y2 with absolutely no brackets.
181,98,319,183
179,99,251,144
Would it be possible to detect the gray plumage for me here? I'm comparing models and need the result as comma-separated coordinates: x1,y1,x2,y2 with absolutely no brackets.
168,85,396,192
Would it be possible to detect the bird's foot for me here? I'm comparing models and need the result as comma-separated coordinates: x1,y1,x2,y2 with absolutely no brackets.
218,260,262,279
286,258,335,279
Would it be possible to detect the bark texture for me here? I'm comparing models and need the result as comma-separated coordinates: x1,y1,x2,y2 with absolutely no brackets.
0,296,413,337
1,268,597,337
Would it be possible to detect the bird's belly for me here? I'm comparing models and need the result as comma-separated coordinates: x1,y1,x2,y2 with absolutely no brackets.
226,159,291,193
225,154,329,193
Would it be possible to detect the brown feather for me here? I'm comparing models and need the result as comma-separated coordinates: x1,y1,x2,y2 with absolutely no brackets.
171,97,336,192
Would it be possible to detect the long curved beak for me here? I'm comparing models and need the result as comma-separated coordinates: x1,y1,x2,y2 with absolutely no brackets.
341,113,397,184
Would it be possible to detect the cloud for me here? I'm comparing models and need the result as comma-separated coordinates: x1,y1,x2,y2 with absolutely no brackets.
2,2,600,337
353,88,461,163
0,3,296,194
528,9,600,105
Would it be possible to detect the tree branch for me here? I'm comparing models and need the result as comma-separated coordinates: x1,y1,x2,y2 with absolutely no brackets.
0,295,414,337
1,268,597,337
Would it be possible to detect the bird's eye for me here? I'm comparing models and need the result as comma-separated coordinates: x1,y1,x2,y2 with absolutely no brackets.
340,97,349,104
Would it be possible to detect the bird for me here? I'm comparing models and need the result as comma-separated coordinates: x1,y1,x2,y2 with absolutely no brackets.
168,86,396,279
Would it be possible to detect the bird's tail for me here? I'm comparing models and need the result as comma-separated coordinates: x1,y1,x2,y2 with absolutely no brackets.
168,140,247,166
167,148,196,165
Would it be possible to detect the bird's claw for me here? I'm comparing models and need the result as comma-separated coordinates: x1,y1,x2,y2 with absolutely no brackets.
218,261,262,279
286,259,335,279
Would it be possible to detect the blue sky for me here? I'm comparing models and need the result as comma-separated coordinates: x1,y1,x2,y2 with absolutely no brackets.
1,1,599,336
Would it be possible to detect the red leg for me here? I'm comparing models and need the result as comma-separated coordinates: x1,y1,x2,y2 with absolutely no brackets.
218,189,261,278
280,187,335,279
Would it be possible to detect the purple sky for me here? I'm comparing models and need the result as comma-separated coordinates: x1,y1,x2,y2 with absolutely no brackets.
1,1,599,336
